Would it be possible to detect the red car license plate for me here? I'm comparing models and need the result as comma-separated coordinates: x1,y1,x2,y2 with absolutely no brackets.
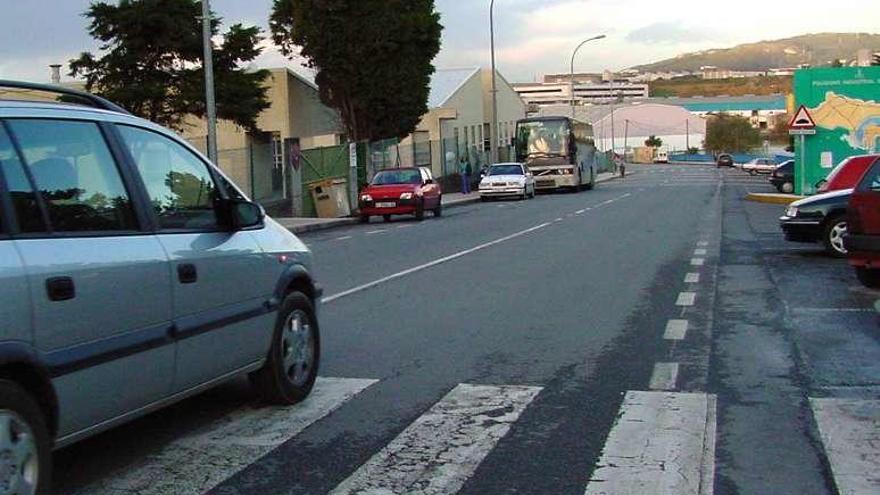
376,202,396,208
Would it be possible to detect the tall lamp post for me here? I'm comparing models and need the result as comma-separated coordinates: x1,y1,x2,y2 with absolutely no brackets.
489,0,498,165
570,34,606,118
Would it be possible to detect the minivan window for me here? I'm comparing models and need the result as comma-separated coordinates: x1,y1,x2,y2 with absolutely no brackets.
6,120,136,233
0,124,45,233
117,125,220,230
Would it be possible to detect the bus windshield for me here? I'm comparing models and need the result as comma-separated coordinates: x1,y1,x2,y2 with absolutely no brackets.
516,120,570,161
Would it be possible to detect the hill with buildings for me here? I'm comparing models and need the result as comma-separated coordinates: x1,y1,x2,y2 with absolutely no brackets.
649,75,792,98
632,33,880,72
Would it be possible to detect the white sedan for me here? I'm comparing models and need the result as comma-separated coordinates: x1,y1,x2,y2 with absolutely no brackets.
479,163,536,201
742,158,778,175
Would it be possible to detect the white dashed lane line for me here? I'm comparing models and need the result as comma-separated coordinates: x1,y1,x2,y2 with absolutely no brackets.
676,292,697,306
664,320,689,340
366,229,388,235
691,258,705,266
685,273,700,283
694,249,707,256
649,363,680,391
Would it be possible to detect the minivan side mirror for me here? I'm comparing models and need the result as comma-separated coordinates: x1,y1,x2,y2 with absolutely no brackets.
224,199,265,230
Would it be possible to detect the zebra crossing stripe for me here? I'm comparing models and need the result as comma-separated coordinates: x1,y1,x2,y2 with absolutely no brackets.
810,398,880,494
585,391,717,495
329,383,542,495
76,377,377,495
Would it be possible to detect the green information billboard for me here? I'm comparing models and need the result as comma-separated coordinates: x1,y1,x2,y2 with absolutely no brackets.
793,67,880,194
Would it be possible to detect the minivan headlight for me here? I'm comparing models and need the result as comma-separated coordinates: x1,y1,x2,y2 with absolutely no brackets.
400,192,413,200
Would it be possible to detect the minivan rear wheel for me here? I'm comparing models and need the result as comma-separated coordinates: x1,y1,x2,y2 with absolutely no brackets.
251,292,320,405
0,380,51,495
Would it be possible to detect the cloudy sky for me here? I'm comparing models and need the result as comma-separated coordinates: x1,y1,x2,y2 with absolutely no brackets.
1,0,878,84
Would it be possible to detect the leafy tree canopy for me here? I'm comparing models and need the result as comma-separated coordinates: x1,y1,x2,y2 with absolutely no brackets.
644,135,663,148
70,0,270,131
704,114,762,153
270,0,442,141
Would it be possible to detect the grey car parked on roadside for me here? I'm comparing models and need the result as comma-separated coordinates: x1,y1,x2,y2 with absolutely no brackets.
0,81,321,494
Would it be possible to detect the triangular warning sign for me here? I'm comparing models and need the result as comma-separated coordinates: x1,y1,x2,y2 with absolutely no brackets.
788,105,817,129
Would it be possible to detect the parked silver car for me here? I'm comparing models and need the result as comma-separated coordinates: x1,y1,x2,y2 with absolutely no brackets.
0,81,321,493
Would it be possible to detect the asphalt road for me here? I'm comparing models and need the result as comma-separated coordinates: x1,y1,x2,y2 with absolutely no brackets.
51,164,879,495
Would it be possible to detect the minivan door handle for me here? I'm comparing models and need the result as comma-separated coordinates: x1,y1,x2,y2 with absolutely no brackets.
177,263,198,284
46,277,76,302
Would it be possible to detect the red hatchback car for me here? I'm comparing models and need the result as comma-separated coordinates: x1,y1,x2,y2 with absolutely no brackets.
817,155,878,193
845,156,880,287
358,167,442,223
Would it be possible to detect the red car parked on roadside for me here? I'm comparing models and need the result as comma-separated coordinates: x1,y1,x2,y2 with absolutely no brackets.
817,155,878,193
845,155,880,288
358,167,442,223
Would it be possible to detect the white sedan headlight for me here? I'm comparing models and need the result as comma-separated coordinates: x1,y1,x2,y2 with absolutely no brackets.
400,192,413,200
785,206,798,217
360,194,372,202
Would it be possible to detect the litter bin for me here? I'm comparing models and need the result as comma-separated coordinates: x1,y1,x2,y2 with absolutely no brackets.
309,178,351,218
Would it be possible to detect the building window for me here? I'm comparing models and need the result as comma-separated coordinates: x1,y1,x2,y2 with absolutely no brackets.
271,132,284,170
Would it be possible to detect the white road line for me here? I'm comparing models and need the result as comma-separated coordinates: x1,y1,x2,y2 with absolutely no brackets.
77,377,377,495
685,273,700,284
322,223,551,304
330,384,542,495
585,391,717,495
691,258,705,266
576,209,586,214
649,363,680,390
694,248,708,256
810,398,880,495
366,229,387,235
697,241,709,247
335,235,353,241
554,217,564,222
664,319,689,340
397,224,415,229
791,307,874,314
676,292,697,306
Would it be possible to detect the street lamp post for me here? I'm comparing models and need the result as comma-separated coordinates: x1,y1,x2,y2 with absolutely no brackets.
489,0,498,165
569,34,606,118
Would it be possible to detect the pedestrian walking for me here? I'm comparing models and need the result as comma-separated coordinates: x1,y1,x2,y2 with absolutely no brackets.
459,156,472,194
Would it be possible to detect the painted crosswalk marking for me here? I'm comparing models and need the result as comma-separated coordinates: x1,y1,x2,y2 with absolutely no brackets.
76,377,377,495
691,258,705,266
329,383,542,495
685,272,701,283
810,398,880,495
585,391,717,495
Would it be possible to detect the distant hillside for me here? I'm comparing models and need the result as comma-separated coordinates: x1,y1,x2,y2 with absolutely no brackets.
650,75,792,98
632,33,880,72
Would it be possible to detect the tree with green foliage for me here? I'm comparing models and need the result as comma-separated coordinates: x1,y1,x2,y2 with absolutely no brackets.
644,135,663,148
270,0,442,141
704,114,762,153
70,0,270,131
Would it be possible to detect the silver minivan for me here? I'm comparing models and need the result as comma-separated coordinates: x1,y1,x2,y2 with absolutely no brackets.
0,81,321,494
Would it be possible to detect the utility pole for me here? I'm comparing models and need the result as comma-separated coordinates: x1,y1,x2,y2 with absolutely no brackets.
201,0,218,164
609,75,615,158
624,119,629,158
489,0,498,165
686,119,689,151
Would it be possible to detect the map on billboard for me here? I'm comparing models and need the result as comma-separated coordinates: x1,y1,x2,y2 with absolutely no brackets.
811,92,880,151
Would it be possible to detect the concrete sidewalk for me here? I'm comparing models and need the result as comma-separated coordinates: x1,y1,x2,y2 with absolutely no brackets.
277,171,622,234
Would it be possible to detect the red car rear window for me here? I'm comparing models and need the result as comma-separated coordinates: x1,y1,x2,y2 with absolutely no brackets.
823,156,878,191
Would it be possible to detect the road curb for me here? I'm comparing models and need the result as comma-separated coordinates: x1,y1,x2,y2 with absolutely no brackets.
745,193,803,205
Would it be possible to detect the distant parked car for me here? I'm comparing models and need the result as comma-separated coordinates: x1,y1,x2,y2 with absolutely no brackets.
779,189,852,257
742,158,777,175
716,154,734,168
844,156,880,287
359,167,442,222
769,160,795,193
816,154,879,193
479,162,536,201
